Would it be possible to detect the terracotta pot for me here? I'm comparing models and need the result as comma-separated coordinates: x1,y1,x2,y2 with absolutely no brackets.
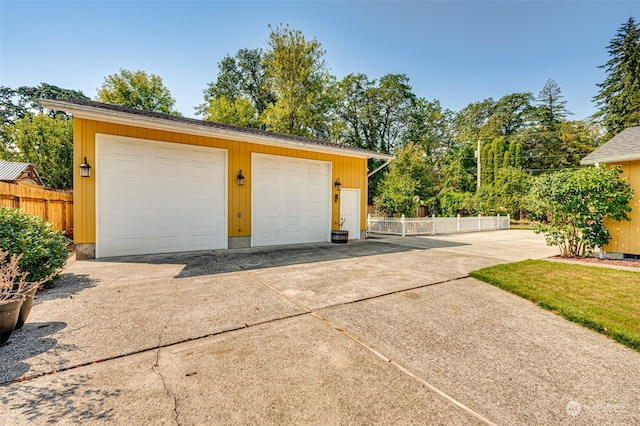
16,285,39,329
0,294,25,346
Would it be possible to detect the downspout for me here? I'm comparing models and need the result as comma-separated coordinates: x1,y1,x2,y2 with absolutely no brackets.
367,158,393,178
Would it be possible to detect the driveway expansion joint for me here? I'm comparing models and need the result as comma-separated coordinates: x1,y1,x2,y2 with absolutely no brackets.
244,272,497,424
0,312,311,387
310,311,498,426
1,275,471,388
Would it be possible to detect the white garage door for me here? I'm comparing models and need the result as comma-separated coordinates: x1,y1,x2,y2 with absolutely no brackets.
252,154,331,246
96,134,227,258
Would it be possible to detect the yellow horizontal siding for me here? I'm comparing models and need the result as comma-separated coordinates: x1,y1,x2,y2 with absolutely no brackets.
74,118,368,244
604,161,640,256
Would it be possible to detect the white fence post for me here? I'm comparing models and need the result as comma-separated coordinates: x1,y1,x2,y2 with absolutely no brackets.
507,213,510,230
432,214,436,235
457,214,460,232
497,214,500,230
401,214,406,237
478,214,482,231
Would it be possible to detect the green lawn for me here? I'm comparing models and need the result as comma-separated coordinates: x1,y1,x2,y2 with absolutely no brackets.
470,260,640,352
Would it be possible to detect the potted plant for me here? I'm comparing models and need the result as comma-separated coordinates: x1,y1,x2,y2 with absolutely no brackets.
0,207,68,332
15,281,40,329
0,251,56,345
0,252,28,346
331,218,349,243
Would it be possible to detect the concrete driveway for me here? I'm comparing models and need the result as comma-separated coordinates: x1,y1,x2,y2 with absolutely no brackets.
1,230,638,425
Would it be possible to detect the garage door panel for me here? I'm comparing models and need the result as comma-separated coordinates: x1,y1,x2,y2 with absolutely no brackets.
100,237,145,257
306,199,324,210
190,163,219,179
154,160,183,177
283,216,303,227
307,216,325,228
190,198,218,212
100,195,147,215
189,217,219,232
101,215,149,236
97,135,227,257
109,140,145,156
152,198,182,215
154,216,182,234
253,154,330,247
188,181,215,195
154,145,183,159
152,177,182,195
152,235,183,250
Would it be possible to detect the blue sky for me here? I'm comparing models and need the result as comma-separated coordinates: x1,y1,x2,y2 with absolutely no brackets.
1,1,638,120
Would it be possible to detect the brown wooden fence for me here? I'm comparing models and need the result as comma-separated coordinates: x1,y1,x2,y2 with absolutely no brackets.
0,182,73,233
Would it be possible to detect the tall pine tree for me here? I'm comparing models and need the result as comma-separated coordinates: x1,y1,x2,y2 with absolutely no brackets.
593,17,640,137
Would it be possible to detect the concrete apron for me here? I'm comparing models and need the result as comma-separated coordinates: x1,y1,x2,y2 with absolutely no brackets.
1,231,638,425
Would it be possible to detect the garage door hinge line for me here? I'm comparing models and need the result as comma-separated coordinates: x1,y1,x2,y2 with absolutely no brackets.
311,312,497,426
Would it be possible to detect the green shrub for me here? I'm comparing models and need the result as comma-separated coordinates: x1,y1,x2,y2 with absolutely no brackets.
528,166,633,257
0,206,68,283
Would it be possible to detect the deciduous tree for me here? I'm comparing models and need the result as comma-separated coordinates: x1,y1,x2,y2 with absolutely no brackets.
198,48,274,124
2,114,73,189
374,142,432,217
261,24,333,137
97,69,181,115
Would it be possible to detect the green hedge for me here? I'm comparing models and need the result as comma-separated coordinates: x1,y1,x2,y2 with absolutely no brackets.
0,206,68,283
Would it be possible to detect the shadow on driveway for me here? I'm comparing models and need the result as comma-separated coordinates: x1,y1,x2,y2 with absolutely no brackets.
0,373,121,423
38,273,99,302
0,321,69,383
95,236,468,278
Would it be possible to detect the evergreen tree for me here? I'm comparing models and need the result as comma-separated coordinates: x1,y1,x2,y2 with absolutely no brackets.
536,79,571,130
524,79,572,171
593,17,640,137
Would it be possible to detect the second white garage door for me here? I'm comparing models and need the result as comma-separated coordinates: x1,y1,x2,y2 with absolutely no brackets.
252,154,331,246
96,134,227,258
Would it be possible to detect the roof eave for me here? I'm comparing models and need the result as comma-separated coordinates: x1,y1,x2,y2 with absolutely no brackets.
581,154,640,165
39,99,393,161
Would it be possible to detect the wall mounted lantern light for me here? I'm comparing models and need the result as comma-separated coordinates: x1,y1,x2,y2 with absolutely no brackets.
237,170,245,186
334,178,342,191
79,157,91,178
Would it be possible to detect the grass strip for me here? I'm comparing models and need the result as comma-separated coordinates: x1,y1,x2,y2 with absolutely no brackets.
470,259,640,352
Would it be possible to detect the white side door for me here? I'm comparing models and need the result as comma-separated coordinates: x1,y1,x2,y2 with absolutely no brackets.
340,188,360,240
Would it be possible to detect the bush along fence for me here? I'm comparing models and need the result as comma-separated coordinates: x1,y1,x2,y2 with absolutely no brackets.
0,182,73,234
367,214,510,237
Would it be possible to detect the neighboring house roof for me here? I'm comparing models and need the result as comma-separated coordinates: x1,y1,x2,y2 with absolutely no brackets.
38,98,394,161
581,126,640,165
0,160,44,185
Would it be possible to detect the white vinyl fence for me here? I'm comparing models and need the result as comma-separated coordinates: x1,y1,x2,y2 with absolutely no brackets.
367,214,510,237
